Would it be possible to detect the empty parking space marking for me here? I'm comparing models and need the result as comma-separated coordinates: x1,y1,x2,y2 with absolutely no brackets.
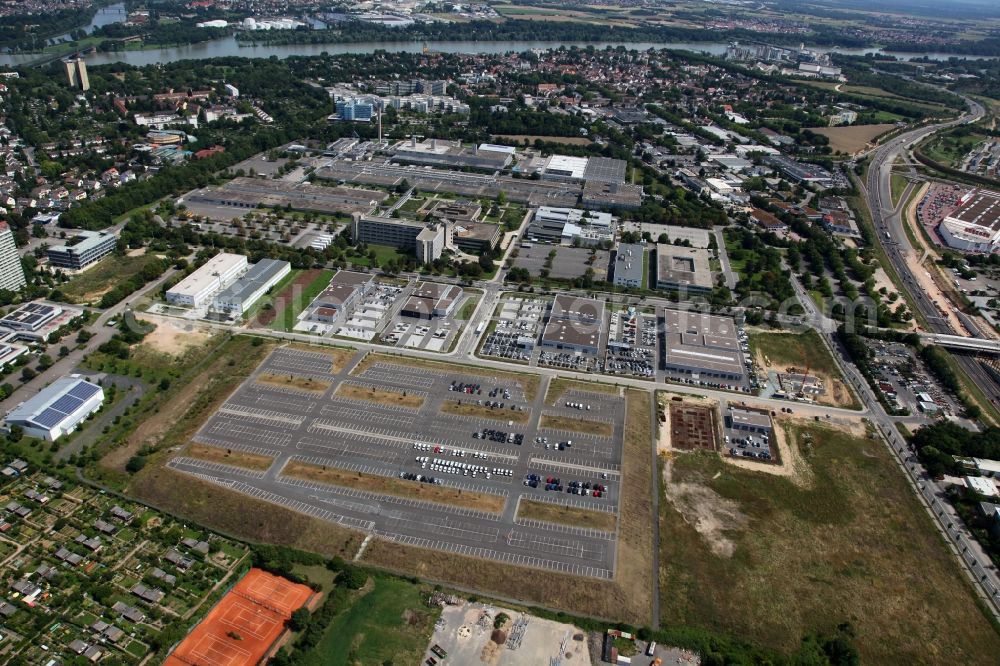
227,480,376,531
267,348,340,376
378,533,612,580
319,404,413,427
528,457,621,477
518,491,617,514
294,441,400,465
204,420,291,448
189,438,281,458
513,518,615,541
276,475,503,521
506,530,606,562
168,457,267,479
218,403,304,427
243,387,317,413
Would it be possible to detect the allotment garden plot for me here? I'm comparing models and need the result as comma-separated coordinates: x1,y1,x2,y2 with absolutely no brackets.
167,345,626,580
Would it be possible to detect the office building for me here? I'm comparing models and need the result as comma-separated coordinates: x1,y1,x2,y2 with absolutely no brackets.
540,294,605,355
166,253,248,307
306,271,374,323
5,376,104,441
350,213,444,262
0,222,26,292
334,97,376,122
47,231,116,271
661,310,745,381
63,57,90,91
654,245,713,294
211,259,291,317
939,189,1000,254
400,282,462,319
613,243,645,288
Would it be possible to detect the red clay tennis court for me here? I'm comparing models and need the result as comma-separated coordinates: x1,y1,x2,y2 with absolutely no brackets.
164,568,314,666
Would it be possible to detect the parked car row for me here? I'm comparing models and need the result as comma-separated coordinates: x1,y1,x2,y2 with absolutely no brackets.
399,472,443,484
418,456,511,479
523,474,608,498
476,428,523,445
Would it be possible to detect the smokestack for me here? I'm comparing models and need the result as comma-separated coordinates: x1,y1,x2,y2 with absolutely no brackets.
411,134,416,148
377,109,382,143
431,138,437,150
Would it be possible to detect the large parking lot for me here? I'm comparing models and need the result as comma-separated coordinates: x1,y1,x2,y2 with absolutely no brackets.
167,346,626,579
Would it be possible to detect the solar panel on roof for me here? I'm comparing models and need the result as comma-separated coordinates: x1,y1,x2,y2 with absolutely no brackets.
48,394,83,416
67,382,100,401
31,408,67,429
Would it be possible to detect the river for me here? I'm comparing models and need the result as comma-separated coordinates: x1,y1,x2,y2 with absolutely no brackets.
49,2,128,45
3,8,992,68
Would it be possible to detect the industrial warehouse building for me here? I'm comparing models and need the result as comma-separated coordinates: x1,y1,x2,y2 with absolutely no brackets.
166,253,248,307
391,138,513,172
938,189,1000,254
540,294,605,355
305,270,374,323
47,230,117,271
211,259,291,317
4,376,104,441
183,177,386,218
661,310,745,381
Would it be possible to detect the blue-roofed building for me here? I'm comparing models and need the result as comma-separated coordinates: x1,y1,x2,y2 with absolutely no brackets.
4,376,104,441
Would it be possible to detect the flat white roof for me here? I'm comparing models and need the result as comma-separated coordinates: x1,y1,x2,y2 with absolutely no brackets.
545,155,588,179
966,476,999,498
167,253,247,298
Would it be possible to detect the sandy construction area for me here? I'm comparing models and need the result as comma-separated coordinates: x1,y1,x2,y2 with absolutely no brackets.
136,314,214,356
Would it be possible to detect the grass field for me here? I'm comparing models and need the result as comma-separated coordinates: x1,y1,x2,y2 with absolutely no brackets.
184,444,275,472
336,383,424,409
257,373,331,394
749,329,841,378
283,460,507,513
539,414,613,437
352,353,541,402
658,423,1000,663
362,388,655,626
891,171,909,207
809,124,896,155
60,253,164,304
517,498,617,532
297,576,439,666
346,243,412,269
440,400,529,423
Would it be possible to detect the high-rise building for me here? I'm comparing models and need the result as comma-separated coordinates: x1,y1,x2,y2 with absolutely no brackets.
0,221,26,292
63,57,90,91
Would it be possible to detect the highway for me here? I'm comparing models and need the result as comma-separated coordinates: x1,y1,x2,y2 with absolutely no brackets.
861,96,1000,411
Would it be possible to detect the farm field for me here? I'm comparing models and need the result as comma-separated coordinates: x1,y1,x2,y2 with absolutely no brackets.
808,124,896,154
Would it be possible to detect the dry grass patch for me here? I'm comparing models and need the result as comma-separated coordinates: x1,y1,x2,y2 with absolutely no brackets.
659,424,1000,663
257,372,331,394
129,466,363,558
184,444,275,472
517,499,617,532
285,342,356,373
539,414,613,437
808,124,896,154
545,377,619,406
353,353,540,401
283,460,506,514
336,383,425,409
362,388,655,626
440,400,529,423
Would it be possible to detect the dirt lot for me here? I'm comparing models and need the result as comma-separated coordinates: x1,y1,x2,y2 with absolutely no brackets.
494,135,593,146
668,403,717,451
184,444,275,472
516,498,617,532
750,330,857,409
361,389,655,626
257,373,331,394
252,269,320,328
283,460,507,513
336,383,425,409
136,315,214,356
440,400,530,423
808,124,896,154
539,414,613,437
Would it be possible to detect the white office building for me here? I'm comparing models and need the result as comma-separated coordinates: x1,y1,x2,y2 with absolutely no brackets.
4,376,104,441
166,253,248,307
0,221,26,292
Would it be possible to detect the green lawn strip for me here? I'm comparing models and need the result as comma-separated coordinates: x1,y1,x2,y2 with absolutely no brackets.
243,268,301,322
296,576,439,666
272,270,334,331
